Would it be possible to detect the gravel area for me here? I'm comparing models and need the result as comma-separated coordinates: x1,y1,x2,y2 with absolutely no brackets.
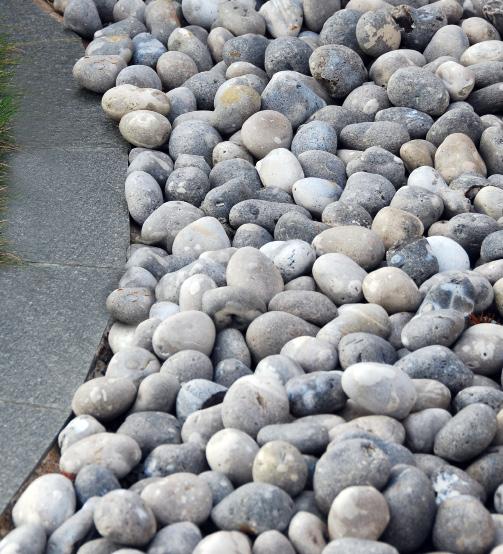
2,0,503,552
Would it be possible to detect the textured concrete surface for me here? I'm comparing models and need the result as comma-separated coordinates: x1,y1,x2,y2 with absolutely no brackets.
0,0,129,513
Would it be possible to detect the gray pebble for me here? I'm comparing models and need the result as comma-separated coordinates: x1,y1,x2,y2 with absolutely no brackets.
338,333,397,368
261,71,327,128
211,483,294,533
340,121,410,155
432,495,495,554
176,379,227,422
117,411,181,456
143,442,206,478
375,107,434,140
314,438,391,513
93,490,156,547
75,465,121,504
286,371,346,417
73,55,127,93
381,465,436,552
221,375,290,437
434,403,497,462
147,522,202,554
142,473,212,525
309,45,367,99
0,524,46,554
64,0,102,39
257,421,329,455
169,121,222,163
396,345,473,394
387,67,450,116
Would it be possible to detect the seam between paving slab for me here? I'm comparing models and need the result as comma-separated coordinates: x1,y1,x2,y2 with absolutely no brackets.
0,0,129,513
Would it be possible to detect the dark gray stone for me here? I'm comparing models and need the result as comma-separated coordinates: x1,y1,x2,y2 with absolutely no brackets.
396,345,474,394
381,465,436,552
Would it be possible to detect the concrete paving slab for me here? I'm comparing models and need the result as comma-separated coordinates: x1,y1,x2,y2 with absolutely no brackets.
0,0,129,513
5,147,129,267
0,263,122,409
0,401,68,514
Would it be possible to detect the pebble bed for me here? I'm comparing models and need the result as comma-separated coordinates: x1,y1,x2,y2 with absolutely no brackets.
2,0,503,552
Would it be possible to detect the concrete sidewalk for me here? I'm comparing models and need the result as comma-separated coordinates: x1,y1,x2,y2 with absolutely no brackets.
0,0,129,513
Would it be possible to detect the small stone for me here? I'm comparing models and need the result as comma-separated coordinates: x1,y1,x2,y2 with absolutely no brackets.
160,349,213,384
261,71,327,128
12,474,76,534
322,538,398,554
340,122,410,155
116,64,162,89
434,132,487,183
426,236,470,272
143,441,206,478
432,464,486,504
119,110,171,148
322,201,372,229
253,530,296,554
288,511,328,553
433,495,495,554
356,10,401,57
260,240,316,282
434,403,497,462
60,432,141,478
241,111,293,159
93,490,156,547
58,415,106,453
75,465,121,504
147,521,202,554
252,440,307,496
291,121,338,157
375,107,434,140
118,411,181,455
206,428,259,485
338,333,397,368
176,379,226,422
259,0,303,38
423,24,469,61
141,473,212,525
313,226,385,271
362,267,422,314
221,375,290,437
132,33,166,67
0,524,46,554
401,310,465,350
73,55,126,93
193,530,251,554
328,486,390,541
211,483,295,533
64,0,102,38
340,172,396,218
292,177,342,216
256,148,304,193
309,45,368,99
436,60,475,100
387,67,450,116
269,290,337,327
397,345,473,394
152,310,216,360
371,207,424,250
72,376,137,422
287,371,346,416
342,363,416,419
314,438,391,513
265,37,313,77
86,35,134,61
381,465,436,552
257,422,329,455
